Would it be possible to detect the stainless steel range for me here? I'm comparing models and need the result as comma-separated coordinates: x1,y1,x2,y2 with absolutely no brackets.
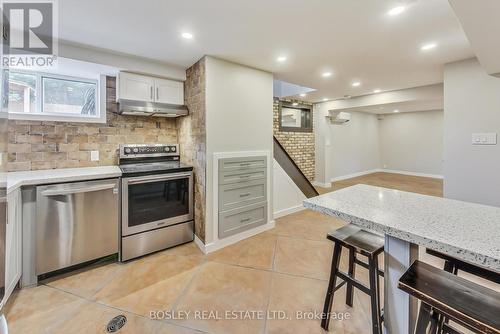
119,144,194,261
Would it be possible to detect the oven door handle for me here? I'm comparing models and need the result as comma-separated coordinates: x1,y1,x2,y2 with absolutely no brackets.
126,172,192,185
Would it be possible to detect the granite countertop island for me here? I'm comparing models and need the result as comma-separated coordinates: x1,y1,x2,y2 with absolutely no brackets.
304,184,500,272
6,166,122,193
304,184,500,333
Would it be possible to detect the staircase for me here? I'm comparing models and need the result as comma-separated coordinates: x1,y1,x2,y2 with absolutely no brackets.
273,136,319,198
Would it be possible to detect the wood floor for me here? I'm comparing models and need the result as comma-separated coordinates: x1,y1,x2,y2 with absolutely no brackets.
317,172,443,197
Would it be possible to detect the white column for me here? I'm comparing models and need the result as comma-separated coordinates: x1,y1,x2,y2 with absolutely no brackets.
383,235,418,334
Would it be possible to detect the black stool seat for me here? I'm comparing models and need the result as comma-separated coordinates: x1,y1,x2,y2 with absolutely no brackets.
399,260,500,334
322,225,385,334
327,224,385,256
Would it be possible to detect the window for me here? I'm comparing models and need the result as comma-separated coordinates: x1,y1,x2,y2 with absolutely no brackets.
7,71,37,114
7,70,104,123
279,102,312,132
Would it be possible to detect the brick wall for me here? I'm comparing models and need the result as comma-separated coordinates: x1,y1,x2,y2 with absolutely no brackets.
273,98,315,181
178,58,207,242
7,77,178,171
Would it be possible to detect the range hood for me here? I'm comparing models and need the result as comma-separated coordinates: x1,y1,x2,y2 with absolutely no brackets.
117,99,189,117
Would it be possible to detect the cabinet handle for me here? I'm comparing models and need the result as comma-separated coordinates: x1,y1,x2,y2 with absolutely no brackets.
156,87,159,100
240,218,250,223
150,86,153,100
240,193,251,197
239,175,251,179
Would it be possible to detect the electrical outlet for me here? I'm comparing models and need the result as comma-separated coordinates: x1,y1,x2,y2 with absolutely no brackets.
90,150,99,161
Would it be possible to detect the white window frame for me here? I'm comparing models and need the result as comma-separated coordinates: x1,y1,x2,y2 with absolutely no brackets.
7,69,106,124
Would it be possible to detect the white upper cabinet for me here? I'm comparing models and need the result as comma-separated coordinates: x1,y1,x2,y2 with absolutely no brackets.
154,78,184,104
118,72,184,105
118,72,154,102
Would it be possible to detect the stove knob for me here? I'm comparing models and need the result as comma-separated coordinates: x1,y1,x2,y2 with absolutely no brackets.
124,148,131,154
171,146,176,152
133,148,139,153
164,146,171,152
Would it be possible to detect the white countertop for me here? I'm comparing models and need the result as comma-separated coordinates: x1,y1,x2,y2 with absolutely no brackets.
7,166,122,193
304,184,500,272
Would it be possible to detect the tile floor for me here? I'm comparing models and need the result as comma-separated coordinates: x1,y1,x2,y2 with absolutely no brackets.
4,172,451,334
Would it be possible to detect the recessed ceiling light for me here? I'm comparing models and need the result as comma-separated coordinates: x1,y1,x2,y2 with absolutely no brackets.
393,109,400,113
277,56,287,62
420,43,437,51
322,98,329,101
388,6,406,16
373,89,381,93
292,102,298,106
299,93,306,97
322,72,333,78
352,82,361,87
181,32,193,39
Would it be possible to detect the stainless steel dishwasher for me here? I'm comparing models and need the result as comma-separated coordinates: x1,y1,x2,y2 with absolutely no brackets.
36,178,119,276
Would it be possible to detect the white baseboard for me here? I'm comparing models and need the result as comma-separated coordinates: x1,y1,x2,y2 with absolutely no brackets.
273,205,305,219
194,235,207,254
380,169,443,179
194,221,276,254
312,180,331,188
330,168,443,182
331,169,381,182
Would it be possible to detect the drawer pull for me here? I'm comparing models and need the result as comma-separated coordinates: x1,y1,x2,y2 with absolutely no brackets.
240,163,251,166
240,218,251,223
240,193,251,197
240,175,251,179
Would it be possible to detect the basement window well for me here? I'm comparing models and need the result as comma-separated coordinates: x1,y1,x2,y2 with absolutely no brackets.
279,101,312,132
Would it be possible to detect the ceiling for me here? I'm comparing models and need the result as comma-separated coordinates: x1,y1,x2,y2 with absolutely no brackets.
59,0,474,103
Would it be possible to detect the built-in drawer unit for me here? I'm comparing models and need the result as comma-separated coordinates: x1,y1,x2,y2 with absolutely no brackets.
219,156,267,172
219,179,266,212
219,168,266,185
218,202,267,239
218,156,268,239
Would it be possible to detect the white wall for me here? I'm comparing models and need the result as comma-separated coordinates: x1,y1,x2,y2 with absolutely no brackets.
315,102,381,182
379,110,443,177
273,160,306,218
205,56,274,244
444,58,500,206
59,42,186,80
328,111,381,180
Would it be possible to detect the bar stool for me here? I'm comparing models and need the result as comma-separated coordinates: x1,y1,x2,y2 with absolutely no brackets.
421,249,500,332
321,225,385,334
398,260,500,334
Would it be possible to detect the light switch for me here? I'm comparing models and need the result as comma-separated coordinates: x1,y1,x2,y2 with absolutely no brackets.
472,133,497,145
90,150,99,161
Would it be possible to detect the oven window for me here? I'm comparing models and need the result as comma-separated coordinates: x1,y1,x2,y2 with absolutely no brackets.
128,177,190,227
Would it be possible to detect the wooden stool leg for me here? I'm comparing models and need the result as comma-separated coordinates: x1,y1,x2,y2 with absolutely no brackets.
368,255,382,334
346,247,356,307
415,302,440,334
443,260,454,273
321,243,342,330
